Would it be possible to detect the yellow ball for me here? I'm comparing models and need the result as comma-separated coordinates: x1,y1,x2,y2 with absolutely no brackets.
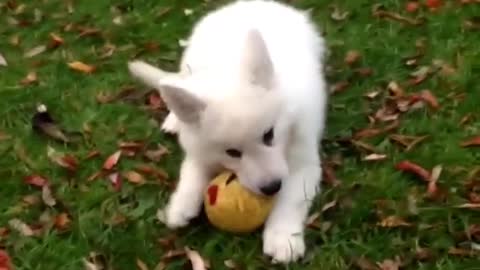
204,171,275,233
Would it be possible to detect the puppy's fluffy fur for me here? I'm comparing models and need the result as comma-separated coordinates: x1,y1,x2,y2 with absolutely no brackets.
128,0,327,263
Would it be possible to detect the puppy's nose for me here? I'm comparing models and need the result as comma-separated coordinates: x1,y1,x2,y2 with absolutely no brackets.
260,180,282,196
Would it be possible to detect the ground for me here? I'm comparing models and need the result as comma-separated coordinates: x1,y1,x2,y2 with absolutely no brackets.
0,0,479,269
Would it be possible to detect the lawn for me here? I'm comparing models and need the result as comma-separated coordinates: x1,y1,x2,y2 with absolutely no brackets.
1,0,479,269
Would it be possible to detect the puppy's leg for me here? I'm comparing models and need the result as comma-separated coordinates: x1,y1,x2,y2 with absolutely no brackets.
263,132,321,263
157,157,210,228
161,113,179,134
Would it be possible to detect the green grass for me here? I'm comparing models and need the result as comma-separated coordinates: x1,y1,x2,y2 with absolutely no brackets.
1,0,480,269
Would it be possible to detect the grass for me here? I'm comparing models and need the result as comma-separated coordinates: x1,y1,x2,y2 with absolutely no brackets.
1,0,480,269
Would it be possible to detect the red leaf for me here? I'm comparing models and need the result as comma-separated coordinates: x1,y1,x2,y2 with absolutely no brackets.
0,250,13,270
461,136,480,147
24,175,49,187
425,0,443,9
406,2,420,12
103,150,121,170
395,161,431,182
60,155,79,171
419,90,439,109
108,173,122,192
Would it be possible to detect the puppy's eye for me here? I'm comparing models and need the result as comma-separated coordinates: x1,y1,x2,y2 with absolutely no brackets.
226,148,242,158
262,127,274,146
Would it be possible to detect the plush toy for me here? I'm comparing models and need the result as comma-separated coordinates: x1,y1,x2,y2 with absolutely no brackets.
204,171,275,233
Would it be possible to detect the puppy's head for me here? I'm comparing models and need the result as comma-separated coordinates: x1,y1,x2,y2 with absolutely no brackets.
158,30,289,195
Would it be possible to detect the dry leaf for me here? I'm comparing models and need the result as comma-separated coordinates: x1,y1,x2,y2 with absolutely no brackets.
144,144,169,162
85,150,101,160
0,250,13,270
461,136,480,147
395,160,431,182
24,175,49,187
49,33,64,49
387,81,405,97
377,215,412,228
330,5,350,21
330,81,350,94
406,2,420,13
415,247,434,261
68,61,96,73
419,90,439,109
224,259,237,269
353,256,379,270
454,203,480,209
448,247,480,257
54,213,71,231
32,105,71,143
47,146,79,171
123,171,145,185
373,6,424,25
24,45,47,58
136,258,149,270
20,71,38,85
185,247,207,270
108,173,122,191
103,151,122,170
42,185,56,207
322,163,341,187
426,0,443,9
389,134,429,152
345,50,361,65
426,165,442,196
363,153,387,161
321,200,337,212
377,257,402,270
364,90,381,99
0,53,7,66
8,218,34,236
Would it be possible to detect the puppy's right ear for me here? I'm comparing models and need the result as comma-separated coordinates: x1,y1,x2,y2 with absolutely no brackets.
159,84,206,124
128,60,175,90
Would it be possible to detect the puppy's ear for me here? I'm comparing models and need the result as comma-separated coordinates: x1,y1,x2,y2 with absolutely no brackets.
159,84,206,124
240,29,274,89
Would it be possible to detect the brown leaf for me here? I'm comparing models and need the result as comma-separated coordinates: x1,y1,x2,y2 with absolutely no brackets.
54,213,71,231
87,171,105,182
461,136,480,147
426,165,442,198
22,194,41,206
377,257,402,270
389,134,429,152
419,90,439,109
85,150,101,160
47,147,79,171
8,34,20,46
136,258,149,270
459,113,474,126
345,50,361,66
144,144,169,162
395,160,431,182
372,6,424,25
41,185,56,207
353,128,383,139
0,249,13,270
432,59,457,77
330,81,350,94
364,89,381,99
321,163,341,187
353,256,379,270
448,247,480,257
387,81,405,97
8,218,34,236
77,27,101,38
185,247,207,270
68,61,95,73
351,140,378,153
322,200,337,212
24,175,49,187
20,71,38,85
363,153,387,161
103,151,122,170
224,259,237,269
123,171,146,185
24,45,47,58
377,215,412,228
48,33,64,49
415,247,435,261
330,5,350,21
135,164,169,181
0,52,7,66
108,172,122,192
354,67,374,77
147,91,164,109
0,131,11,141
32,105,71,143
454,203,480,209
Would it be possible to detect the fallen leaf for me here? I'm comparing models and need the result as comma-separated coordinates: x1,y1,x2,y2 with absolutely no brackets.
345,50,361,66
419,90,439,109
364,90,381,99
224,259,237,269
48,33,64,49
76,27,101,38
24,175,49,187
135,164,169,181
185,247,207,270
108,173,122,192
395,160,431,182
425,0,443,9
0,53,7,66
54,213,71,231
377,257,402,270
415,247,434,261
389,134,429,152
47,146,78,171
321,200,337,212
32,104,70,143
85,150,101,160
330,5,350,21
322,163,341,187
373,5,424,25
87,171,105,182
426,165,442,198
20,71,38,85
103,151,122,170
406,2,420,12
461,136,480,147
24,45,47,58
448,247,480,257
0,250,13,270
454,203,480,209
353,256,379,270
387,81,405,97
123,171,146,185
42,185,56,207
22,194,41,206
330,81,350,94
144,144,169,162
8,218,34,236
363,153,387,161
136,258,149,270
377,215,413,228
68,61,95,73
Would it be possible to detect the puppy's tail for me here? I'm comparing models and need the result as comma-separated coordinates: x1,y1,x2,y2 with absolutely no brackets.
128,60,175,89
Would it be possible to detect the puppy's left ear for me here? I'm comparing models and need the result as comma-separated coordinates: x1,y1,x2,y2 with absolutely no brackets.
159,84,206,124
240,29,274,89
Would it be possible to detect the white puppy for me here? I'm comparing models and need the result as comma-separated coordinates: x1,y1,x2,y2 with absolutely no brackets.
128,0,327,263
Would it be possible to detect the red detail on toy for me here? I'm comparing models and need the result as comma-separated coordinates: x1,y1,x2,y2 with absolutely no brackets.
208,185,218,205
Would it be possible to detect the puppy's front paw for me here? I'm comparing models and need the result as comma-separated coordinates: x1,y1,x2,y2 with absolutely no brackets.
157,199,200,229
263,226,305,264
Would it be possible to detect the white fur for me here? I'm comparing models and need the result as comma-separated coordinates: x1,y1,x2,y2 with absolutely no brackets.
128,0,327,264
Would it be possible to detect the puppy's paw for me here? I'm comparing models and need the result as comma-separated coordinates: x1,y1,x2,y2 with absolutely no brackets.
157,199,200,229
161,113,179,134
263,226,305,264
